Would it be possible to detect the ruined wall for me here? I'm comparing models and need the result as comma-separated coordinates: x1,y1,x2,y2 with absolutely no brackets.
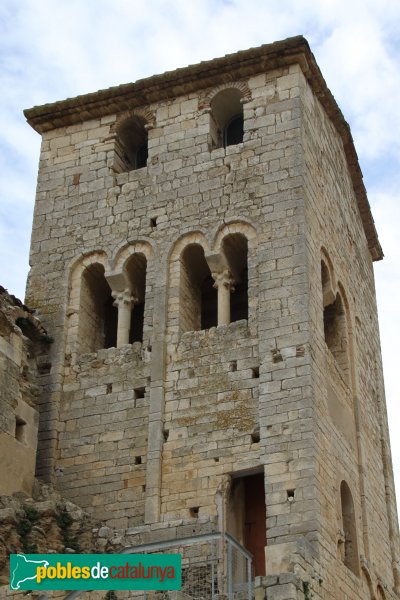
0,289,45,497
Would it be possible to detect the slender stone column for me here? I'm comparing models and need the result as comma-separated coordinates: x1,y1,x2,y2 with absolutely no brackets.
112,289,137,347
213,270,235,326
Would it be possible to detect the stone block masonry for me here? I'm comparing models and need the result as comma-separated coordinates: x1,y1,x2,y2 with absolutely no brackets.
10,35,399,599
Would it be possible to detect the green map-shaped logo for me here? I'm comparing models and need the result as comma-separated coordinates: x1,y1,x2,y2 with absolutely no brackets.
10,554,49,590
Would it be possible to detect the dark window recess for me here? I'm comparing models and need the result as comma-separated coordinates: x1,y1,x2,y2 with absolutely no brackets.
221,233,248,323
79,263,117,353
122,253,147,345
231,268,248,321
201,275,218,330
323,290,349,381
252,367,260,379
224,115,244,147
134,456,142,465
136,144,148,169
114,116,148,173
104,296,118,349
134,387,145,400
129,302,145,343
189,507,199,518
210,88,244,150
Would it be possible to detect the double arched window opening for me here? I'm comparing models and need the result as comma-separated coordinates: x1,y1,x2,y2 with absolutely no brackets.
73,228,253,355
179,233,248,334
77,255,147,354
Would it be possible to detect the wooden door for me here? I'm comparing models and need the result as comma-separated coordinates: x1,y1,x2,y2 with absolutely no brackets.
244,473,267,576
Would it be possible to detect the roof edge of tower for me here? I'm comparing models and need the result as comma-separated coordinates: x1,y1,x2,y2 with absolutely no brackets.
23,35,383,261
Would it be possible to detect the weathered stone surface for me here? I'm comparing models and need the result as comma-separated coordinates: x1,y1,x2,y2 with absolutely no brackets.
0,36,399,600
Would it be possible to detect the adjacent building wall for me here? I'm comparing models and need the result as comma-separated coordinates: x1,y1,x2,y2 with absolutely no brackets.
0,290,43,496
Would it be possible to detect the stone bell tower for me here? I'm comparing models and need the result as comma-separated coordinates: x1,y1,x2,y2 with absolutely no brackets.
23,36,399,599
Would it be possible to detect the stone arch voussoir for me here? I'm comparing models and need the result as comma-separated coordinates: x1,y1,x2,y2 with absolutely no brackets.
212,220,258,254
169,230,211,263
111,107,156,133
199,81,252,111
112,240,154,274
68,251,111,306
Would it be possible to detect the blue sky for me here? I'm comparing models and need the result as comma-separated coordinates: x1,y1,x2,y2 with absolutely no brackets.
1,0,400,507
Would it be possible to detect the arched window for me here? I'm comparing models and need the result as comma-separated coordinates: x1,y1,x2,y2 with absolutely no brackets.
324,291,349,380
221,233,248,322
210,88,244,150
78,263,117,353
125,253,147,344
321,260,349,381
180,244,217,333
114,116,148,172
340,481,359,576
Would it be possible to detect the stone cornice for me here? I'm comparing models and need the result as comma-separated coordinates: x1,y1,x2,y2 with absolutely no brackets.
23,35,383,260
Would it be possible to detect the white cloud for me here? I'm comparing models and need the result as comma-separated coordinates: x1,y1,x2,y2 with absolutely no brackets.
371,190,400,499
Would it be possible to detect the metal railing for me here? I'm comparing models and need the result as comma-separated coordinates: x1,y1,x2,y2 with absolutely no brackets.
122,532,254,600
63,531,253,600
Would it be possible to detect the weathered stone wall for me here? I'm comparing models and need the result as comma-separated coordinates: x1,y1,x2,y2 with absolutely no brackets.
0,289,45,497
18,39,400,600
0,483,100,589
302,67,400,598
163,323,259,520
59,344,150,528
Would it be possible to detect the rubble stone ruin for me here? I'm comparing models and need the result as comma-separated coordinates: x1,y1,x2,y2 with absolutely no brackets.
1,35,399,599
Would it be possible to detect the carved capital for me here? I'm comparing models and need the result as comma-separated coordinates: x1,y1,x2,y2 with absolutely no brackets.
212,270,235,292
112,288,138,309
